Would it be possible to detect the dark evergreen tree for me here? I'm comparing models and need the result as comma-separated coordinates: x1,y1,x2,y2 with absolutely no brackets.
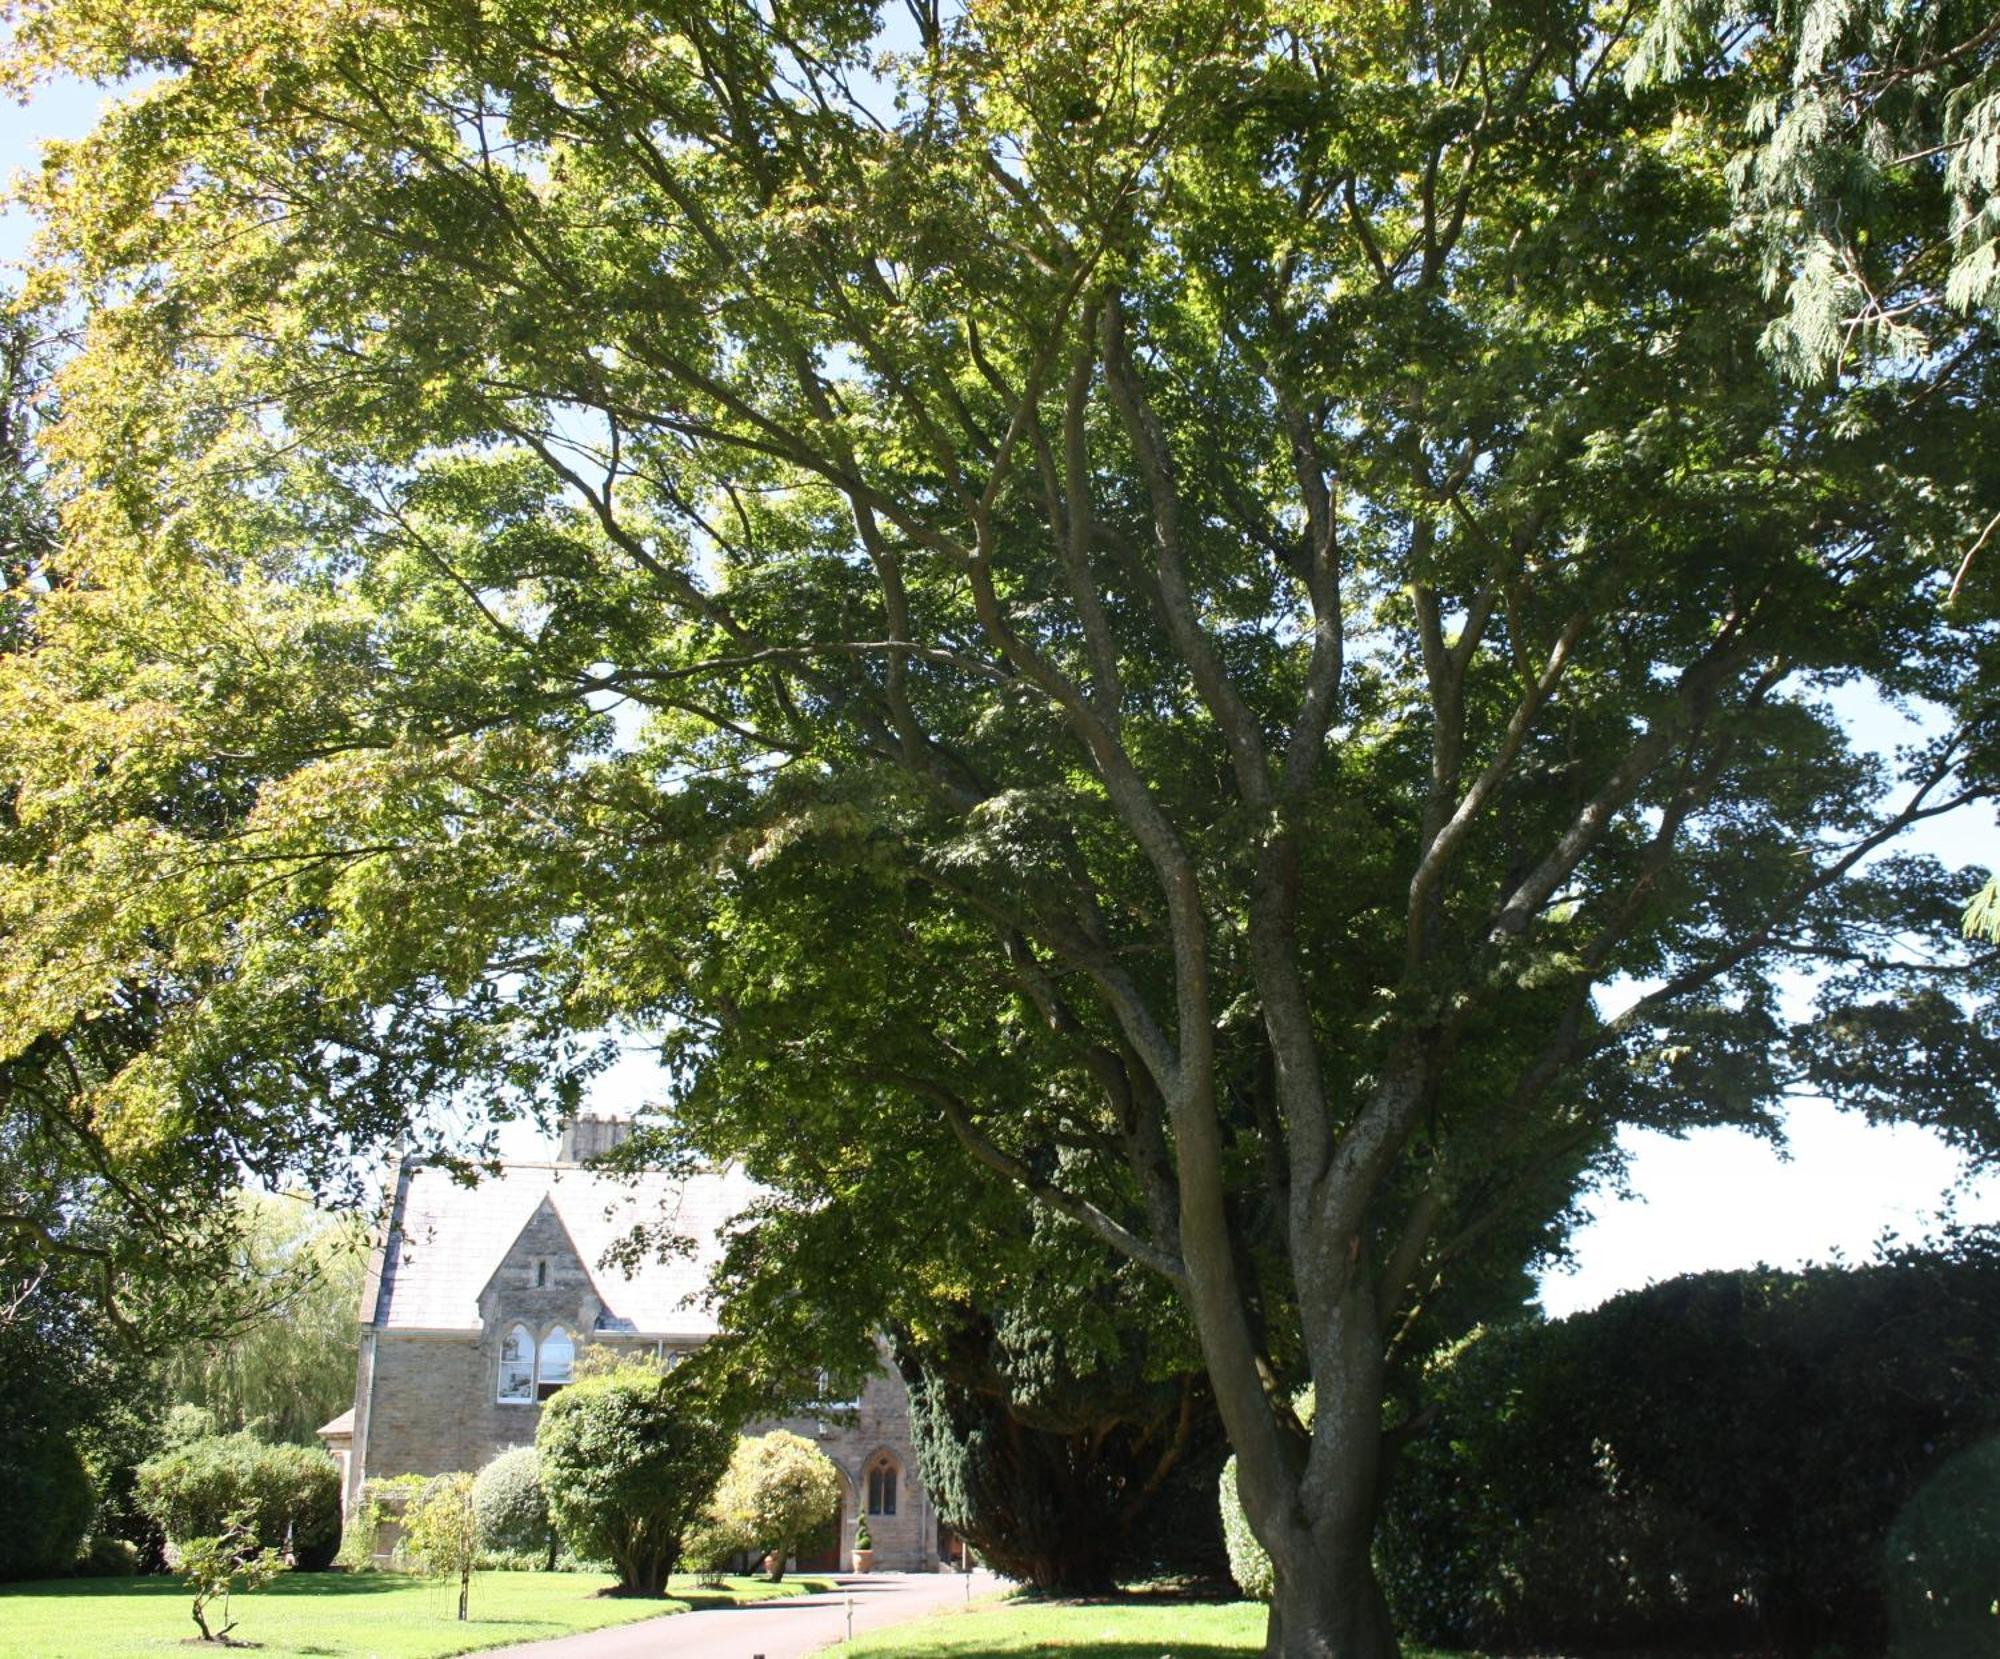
900,1309,1226,1592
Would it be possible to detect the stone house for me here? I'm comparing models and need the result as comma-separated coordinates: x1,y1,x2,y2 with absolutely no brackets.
319,1115,939,1571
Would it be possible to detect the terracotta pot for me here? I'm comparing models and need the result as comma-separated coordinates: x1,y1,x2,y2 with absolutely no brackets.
851,1546,875,1573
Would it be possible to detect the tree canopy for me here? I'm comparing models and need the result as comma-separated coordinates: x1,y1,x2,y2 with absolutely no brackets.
3,0,1997,1652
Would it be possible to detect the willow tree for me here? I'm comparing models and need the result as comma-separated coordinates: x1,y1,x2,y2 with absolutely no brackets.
5,0,1998,1653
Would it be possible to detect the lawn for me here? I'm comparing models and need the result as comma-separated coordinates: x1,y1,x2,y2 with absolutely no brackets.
838,1597,1472,1658
0,1570,831,1658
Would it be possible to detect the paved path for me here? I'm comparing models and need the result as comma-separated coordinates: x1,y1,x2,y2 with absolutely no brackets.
484,1570,1007,1659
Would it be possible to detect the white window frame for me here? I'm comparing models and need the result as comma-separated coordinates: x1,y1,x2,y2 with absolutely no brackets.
536,1325,575,1400
498,1324,536,1404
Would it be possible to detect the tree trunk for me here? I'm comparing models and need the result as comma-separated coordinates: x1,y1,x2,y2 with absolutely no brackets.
1212,1218,1404,1659
1263,1531,1398,1659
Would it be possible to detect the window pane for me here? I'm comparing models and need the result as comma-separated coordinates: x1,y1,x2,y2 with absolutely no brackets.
537,1327,575,1399
498,1325,534,1402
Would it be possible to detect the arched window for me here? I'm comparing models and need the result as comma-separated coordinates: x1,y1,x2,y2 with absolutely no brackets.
866,1456,898,1517
498,1324,535,1403
537,1326,575,1400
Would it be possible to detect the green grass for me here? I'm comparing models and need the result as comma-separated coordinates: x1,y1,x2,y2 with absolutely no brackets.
0,1570,831,1658
837,1596,1474,1659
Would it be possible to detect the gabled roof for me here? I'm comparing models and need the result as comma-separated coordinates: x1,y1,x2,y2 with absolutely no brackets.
370,1159,760,1337
316,1408,355,1440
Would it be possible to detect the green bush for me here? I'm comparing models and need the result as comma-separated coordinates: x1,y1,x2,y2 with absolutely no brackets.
403,1473,480,1619
1883,1440,2000,1659
1381,1250,2000,1656
335,1472,426,1569
73,1535,142,1577
0,1427,94,1581
709,1431,840,1580
1216,1456,1271,1600
472,1447,553,1562
136,1434,342,1570
536,1363,734,1595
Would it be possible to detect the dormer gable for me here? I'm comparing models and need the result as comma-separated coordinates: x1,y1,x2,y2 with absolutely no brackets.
477,1193,607,1335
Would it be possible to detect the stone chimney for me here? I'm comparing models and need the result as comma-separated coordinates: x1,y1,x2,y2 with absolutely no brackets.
556,1113,636,1165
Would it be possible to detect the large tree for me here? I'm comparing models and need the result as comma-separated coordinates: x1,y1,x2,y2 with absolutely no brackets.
159,1195,368,1446
4,1,1999,1654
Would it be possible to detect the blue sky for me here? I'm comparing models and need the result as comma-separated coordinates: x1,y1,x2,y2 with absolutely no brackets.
7,73,1997,1319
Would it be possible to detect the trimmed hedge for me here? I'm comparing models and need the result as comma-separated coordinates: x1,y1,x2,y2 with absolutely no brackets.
136,1434,342,1570
1380,1251,2000,1656
473,1447,553,1561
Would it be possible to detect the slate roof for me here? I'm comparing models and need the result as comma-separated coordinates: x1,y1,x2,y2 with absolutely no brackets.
370,1159,760,1337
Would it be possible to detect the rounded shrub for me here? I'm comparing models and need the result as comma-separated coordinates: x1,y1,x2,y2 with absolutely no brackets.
0,1429,94,1581
136,1434,342,1570
536,1363,734,1595
473,1447,553,1560
1216,1456,1272,1600
709,1431,841,1581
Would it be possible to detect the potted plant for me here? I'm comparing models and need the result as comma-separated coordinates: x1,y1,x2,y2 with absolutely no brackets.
851,1515,874,1574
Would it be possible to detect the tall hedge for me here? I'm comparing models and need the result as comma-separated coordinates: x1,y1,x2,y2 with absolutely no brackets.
1380,1250,2000,1656
136,1434,342,1570
535,1364,733,1595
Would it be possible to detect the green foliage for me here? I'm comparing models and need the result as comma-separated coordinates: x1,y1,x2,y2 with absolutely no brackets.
1216,1458,1271,1604
677,1511,743,1581
401,1473,480,1621
472,1447,553,1563
909,1342,1225,1593
73,1535,142,1577
0,1291,122,1581
334,1473,429,1570
4,0,1999,1642
1635,0,1998,382
534,1364,734,1596
136,1434,342,1572
160,1196,367,1446
1966,874,2000,943
706,1432,840,1581
852,1515,871,1553
178,1511,284,1643
160,1406,220,1451
0,1418,94,1582
1884,1440,2000,1658
1380,1247,2000,1655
